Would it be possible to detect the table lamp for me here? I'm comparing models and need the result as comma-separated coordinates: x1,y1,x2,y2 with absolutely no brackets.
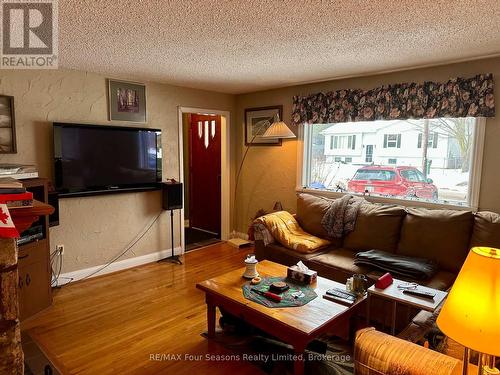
437,247,500,375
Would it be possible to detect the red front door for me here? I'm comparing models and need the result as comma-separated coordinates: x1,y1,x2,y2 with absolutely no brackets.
189,114,221,236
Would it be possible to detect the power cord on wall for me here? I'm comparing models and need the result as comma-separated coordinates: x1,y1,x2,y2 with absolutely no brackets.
51,244,76,288
56,211,163,288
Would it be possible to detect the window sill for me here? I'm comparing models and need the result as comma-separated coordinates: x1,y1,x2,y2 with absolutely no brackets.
296,187,476,212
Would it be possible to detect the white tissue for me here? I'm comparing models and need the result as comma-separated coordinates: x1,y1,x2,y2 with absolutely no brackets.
295,261,309,272
245,255,257,263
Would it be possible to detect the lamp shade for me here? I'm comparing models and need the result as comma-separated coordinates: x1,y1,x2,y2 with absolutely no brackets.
261,121,296,139
436,247,500,356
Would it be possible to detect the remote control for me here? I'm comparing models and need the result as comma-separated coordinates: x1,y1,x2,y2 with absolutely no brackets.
325,288,357,302
403,289,436,300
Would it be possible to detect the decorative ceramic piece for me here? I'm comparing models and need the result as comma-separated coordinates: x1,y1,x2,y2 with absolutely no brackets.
243,254,258,279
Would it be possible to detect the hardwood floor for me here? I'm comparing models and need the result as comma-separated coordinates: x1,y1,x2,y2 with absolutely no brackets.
22,243,264,375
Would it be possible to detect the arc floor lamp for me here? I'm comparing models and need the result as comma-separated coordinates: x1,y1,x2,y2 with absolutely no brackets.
228,113,296,248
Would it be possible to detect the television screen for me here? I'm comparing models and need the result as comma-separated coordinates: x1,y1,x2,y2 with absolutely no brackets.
54,123,162,196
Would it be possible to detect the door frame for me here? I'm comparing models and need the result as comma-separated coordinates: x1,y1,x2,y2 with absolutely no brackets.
178,107,231,252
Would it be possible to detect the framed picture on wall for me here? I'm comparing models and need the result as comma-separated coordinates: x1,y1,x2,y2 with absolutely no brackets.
245,105,283,146
0,95,16,153
108,79,147,122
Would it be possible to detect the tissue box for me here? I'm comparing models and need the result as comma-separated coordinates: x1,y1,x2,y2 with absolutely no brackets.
287,266,317,284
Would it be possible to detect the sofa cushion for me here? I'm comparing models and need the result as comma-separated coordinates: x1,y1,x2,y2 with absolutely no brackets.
470,211,500,249
397,208,473,274
296,193,332,238
421,270,456,291
255,242,332,268
309,248,371,280
343,203,406,252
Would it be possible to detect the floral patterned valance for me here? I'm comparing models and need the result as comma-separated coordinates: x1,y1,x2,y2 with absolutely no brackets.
291,73,495,125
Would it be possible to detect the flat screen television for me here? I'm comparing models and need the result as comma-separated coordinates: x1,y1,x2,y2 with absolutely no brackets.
54,123,162,197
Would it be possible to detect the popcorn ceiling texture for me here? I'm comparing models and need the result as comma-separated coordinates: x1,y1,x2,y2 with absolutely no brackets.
59,0,500,94
0,69,234,273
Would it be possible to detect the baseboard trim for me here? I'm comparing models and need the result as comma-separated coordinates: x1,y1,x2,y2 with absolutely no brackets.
58,247,183,285
231,231,249,240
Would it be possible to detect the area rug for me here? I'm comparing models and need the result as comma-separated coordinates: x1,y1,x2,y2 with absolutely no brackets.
202,327,353,375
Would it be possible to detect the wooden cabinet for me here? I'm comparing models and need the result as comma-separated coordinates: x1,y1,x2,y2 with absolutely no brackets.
17,178,52,320
18,239,51,320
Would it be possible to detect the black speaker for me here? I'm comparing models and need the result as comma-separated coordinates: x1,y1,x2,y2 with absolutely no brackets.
161,182,183,210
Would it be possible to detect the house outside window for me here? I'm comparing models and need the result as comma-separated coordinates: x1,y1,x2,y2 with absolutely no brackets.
302,118,483,208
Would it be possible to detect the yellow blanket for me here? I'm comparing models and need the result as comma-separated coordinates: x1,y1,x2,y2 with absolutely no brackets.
255,211,331,253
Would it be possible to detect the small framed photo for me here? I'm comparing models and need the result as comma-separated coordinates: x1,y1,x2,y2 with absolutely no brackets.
108,80,146,122
0,95,16,153
245,105,283,146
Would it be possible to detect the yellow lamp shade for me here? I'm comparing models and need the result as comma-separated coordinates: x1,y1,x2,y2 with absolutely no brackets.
437,247,500,356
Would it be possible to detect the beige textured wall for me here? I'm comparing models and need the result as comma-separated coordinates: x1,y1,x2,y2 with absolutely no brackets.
0,69,234,273
234,57,500,233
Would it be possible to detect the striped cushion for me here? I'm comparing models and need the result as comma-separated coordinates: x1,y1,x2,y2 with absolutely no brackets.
354,328,461,375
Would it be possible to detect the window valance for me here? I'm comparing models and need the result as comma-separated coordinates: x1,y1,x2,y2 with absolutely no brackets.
291,74,494,125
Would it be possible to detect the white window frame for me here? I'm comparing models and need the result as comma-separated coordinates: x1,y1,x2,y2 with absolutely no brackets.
385,133,401,148
418,132,438,149
330,134,356,150
298,117,486,211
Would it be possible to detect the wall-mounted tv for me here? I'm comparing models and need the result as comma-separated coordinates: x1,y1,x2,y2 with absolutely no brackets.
54,123,162,197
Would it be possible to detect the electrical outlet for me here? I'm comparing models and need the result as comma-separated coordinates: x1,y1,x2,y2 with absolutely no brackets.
56,244,64,255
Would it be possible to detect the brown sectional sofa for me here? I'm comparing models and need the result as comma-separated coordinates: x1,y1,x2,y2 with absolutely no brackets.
255,193,500,291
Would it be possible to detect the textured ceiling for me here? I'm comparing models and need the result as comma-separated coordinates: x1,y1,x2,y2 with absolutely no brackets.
59,0,500,94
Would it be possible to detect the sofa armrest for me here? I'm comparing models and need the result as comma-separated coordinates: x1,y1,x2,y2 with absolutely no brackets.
354,328,461,375
254,240,266,261
252,221,275,245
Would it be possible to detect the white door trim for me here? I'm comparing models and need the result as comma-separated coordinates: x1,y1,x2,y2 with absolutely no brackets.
177,106,231,252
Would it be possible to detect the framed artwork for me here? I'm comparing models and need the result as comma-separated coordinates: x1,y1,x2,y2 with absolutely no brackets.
108,80,146,122
0,95,16,153
245,105,283,146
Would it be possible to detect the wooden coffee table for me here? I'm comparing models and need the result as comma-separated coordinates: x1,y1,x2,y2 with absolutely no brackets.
196,260,365,375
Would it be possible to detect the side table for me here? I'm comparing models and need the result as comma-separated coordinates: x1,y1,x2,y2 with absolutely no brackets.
366,279,448,335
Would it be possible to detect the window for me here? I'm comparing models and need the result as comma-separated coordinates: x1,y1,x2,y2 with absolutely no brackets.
353,169,396,181
384,134,401,148
330,135,356,150
365,145,374,163
418,132,439,148
348,135,356,149
303,117,483,208
400,169,420,182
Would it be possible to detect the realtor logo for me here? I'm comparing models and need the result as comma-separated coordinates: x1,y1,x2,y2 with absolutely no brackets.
1,0,58,69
